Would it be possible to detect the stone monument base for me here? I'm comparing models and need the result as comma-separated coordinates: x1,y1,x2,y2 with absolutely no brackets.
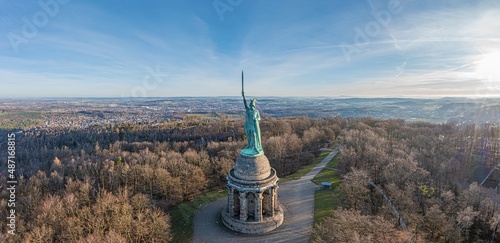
221,204,284,234
221,154,284,234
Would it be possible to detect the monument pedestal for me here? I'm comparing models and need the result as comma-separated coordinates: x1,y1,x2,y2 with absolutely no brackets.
221,154,284,234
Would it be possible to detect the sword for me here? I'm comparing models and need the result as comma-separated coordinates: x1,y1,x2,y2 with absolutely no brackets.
241,70,244,96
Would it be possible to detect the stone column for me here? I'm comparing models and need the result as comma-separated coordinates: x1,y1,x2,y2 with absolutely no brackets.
268,188,275,217
273,186,279,210
227,187,234,216
239,192,248,221
255,192,263,221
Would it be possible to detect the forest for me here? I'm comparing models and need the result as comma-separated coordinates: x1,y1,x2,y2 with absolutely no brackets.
0,116,498,242
0,116,334,242
313,118,500,242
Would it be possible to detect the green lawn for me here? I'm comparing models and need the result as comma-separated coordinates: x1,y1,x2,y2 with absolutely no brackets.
314,189,335,223
311,154,340,185
170,189,227,243
312,154,342,225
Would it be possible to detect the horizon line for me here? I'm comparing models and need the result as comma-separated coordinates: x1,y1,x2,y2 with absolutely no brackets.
0,95,498,100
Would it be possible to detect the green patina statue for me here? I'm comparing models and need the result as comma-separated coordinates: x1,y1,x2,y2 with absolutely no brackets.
241,71,264,157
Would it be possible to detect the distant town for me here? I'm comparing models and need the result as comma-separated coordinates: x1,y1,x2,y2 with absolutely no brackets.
0,97,499,130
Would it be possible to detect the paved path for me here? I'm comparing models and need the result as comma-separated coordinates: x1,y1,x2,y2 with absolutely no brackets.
193,148,339,243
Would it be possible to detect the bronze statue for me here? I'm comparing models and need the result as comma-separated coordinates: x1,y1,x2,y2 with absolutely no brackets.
241,71,263,156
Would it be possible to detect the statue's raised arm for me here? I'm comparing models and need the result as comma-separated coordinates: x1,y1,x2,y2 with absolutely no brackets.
242,71,249,109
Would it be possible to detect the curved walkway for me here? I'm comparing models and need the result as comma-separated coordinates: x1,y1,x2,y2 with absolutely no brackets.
193,148,339,243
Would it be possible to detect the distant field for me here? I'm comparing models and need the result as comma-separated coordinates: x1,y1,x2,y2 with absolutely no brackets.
407,117,449,123
185,112,217,117
0,110,45,129
185,112,241,120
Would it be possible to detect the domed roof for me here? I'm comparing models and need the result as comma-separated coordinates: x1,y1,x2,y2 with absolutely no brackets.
233,154,271,181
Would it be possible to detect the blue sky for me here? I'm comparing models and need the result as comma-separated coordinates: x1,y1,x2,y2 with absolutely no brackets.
1,0,500,98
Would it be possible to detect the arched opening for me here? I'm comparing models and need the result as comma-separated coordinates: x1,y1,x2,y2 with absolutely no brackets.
247,192,256,221
262,189,272,218
233,189,240,217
